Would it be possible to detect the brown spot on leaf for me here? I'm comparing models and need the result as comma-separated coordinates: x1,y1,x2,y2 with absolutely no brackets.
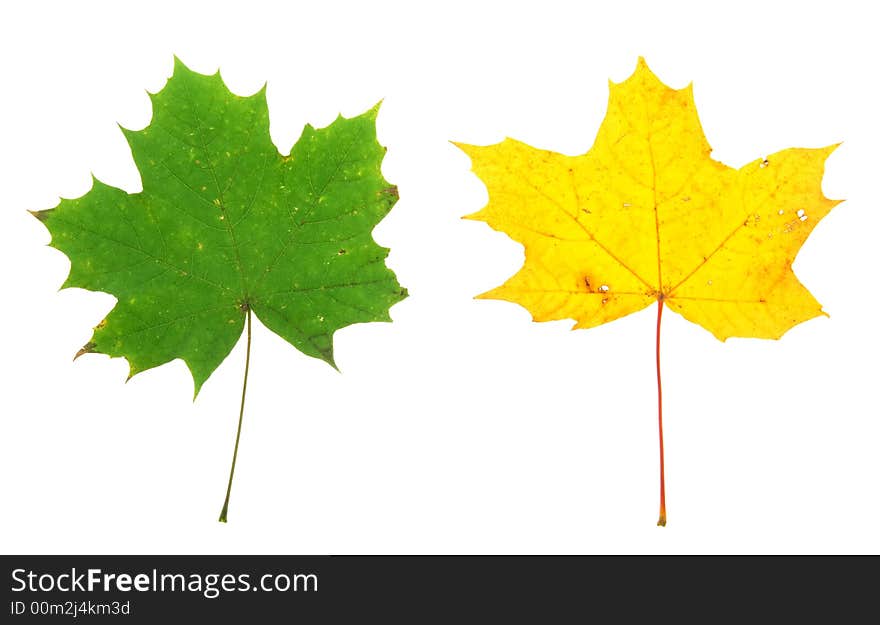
379,186,399,199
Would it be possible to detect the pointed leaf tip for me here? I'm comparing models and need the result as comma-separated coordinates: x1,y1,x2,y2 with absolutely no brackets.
824,142,843,156
632,56,663,83
451,140,478,156
323,351,339,372
29,208,53,222
366,99,384,118
169,55,210,81
73,342,96,361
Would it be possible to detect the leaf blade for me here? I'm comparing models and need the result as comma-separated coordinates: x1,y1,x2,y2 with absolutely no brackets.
36,60,405,393
461,59,839,341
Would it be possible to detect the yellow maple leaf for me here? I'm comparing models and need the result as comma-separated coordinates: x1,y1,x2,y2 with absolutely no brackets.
458,58,840,526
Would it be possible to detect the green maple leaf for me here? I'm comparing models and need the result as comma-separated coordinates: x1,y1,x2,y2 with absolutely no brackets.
33,58,406,521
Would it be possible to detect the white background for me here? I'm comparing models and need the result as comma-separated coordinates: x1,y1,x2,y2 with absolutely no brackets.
1,0,877,554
